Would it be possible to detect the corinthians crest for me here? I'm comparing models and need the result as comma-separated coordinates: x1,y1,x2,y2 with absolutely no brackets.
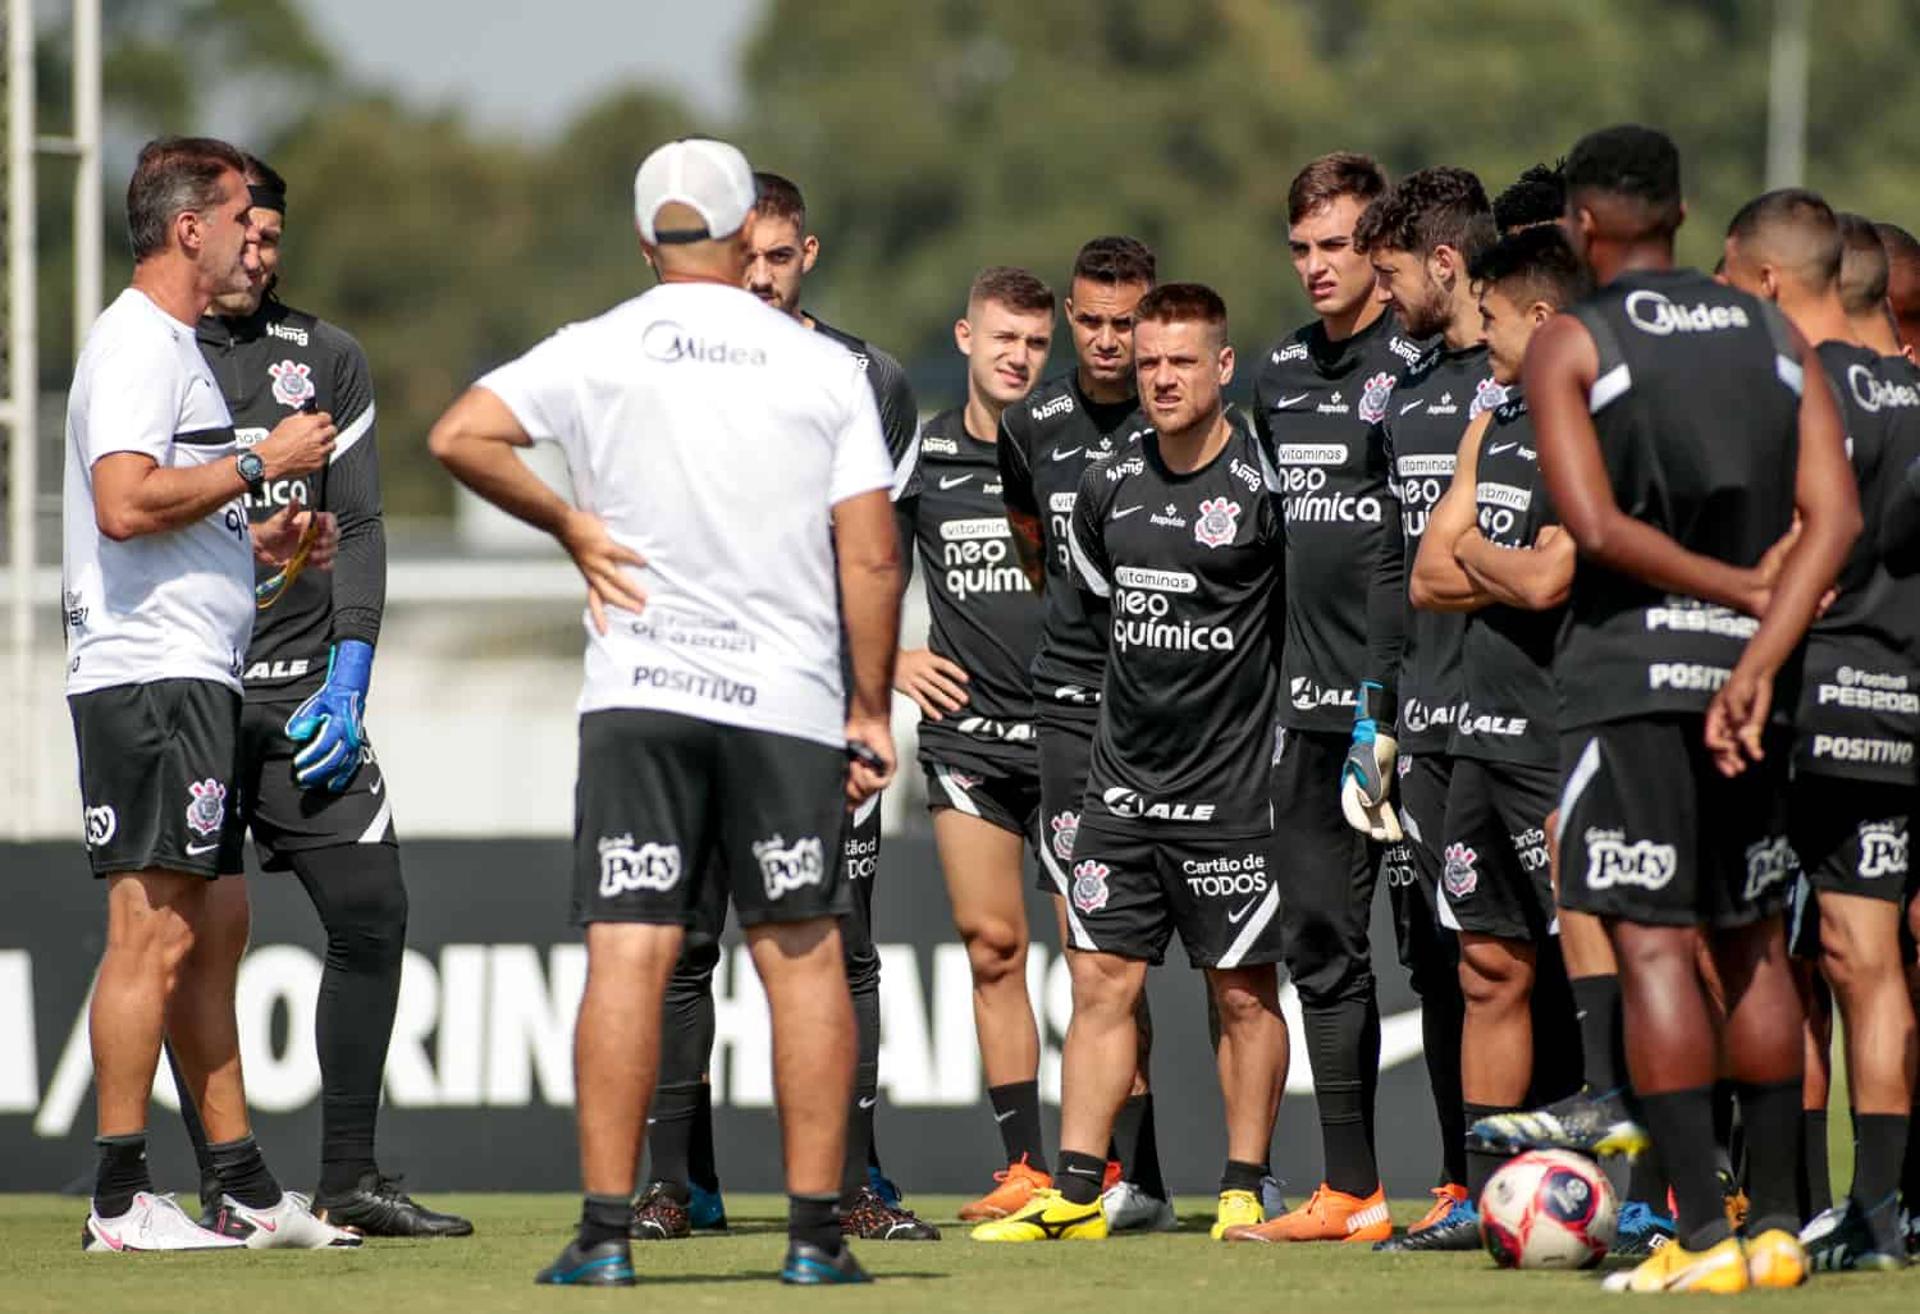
1357,370,1396,424
1071,859,1110,914
1193,496,1241,549
268,359,315,409
185,779,227,838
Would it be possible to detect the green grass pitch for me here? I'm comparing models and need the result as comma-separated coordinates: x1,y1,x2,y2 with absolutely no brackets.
3,1194,1917,1313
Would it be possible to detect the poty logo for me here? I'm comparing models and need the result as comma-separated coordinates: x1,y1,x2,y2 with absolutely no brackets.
754,834,825,901
1858,824,1909,880
1624,289,1751,337
83,805,116,847
1357,371,1396,424
1585,828,1677,891
1442,842,1478,898
184,779,227,839
1193,497,1241,549
267,359,315,409
642,320,768,366
596,835,682,898
1743,834,1796,901
1050,810,1080,861
1070,860,1110,914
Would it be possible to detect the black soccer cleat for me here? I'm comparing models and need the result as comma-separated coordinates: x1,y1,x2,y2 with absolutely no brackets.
781,1239,872,1285
1373,1211,1482,1252
535,1236,635,1286
1802,1199,1907,1273
312,1170,474,1238
841,1185,940,1240
629,1181,691,1241
1467,1086,1649,1159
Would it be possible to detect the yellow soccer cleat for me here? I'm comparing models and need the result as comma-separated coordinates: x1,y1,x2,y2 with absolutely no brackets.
1210,1189,1263,1241
969,1189,1108,1243
1601,1234,1750,1293
1745,1228,1808,1289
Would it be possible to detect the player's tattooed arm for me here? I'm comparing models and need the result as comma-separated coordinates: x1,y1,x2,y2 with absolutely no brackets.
1006,507,1047,592
1410,412,1494,613
1530,315,1786,619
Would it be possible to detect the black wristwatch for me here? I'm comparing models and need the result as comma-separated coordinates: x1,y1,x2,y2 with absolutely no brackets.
236,450,267,499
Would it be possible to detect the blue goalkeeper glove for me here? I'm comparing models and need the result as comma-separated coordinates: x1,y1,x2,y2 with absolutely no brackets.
1340,680,1403,842
286,639,372,793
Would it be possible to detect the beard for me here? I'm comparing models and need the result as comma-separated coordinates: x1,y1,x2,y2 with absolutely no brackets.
1394,275,1453,340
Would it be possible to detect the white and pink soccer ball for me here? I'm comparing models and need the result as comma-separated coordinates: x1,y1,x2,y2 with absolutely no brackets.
1479,1150,1618,1270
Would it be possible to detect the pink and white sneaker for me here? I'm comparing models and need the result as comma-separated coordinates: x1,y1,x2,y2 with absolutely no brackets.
83,1191,244,1252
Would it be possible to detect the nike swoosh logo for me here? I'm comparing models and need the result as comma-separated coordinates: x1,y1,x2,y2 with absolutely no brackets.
186,842,220,856
994,1108,1017,1123
939,474,973,490
1274,393,1310,409
1051,446,1085,461
857,1096,878,1110
253,1214,278,1233
1227,897,1260,925
91,1224,125,1251
1111,505,1143,520
1400,400,1426,415
1486,441,1518,455
370,775,383,796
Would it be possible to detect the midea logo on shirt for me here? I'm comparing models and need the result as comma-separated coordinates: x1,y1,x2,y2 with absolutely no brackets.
642,320,768,366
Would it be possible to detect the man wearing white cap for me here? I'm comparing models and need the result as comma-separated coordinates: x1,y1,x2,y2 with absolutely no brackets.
430,136,903,1288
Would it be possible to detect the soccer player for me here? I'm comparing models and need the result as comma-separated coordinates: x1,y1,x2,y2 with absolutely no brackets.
1875,222,1920,357
164,154,469,1238
975,283,1289,1244
1286,166,1504,1247
1723,190,1920,1269
65,137,354,1251
997,236,1178,1231
1249,153,1450,1241
1532,124,1858,1293
637,170,933,1244
1401,225,1591,1250
430,137,901,1287
1491,162,1567,236
894,267,1057,1213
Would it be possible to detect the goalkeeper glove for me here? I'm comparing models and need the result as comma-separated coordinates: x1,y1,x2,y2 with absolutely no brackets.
286,640,372,793
1340,680,1403,842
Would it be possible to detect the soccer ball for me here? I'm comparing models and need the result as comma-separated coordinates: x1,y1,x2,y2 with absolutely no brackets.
1478,1149,1617,1269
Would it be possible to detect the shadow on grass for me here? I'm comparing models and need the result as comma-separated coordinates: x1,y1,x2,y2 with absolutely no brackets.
636,1270,948,1285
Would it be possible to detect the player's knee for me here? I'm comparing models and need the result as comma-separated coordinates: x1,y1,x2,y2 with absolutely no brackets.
1207,973,1275,1030
1068,954,1140,1022
1819,915,1900,996
962,917,1027,987
1459,940,1531,1011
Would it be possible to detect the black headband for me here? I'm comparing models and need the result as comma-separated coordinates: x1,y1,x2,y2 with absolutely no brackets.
249,183,287,214
652,226,712,245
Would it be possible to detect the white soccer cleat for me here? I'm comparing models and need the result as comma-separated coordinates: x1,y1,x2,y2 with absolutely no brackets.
209,1191,363,1249
83,1191,245,1252
1100,1181,1177,1233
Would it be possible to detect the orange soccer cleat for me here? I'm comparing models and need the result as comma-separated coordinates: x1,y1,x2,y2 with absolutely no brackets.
1407,1183,1470,1234
1223,1182,1393,1244
958,1156,1052,1222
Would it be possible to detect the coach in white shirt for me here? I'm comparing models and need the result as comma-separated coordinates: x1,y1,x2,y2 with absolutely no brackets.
430,137,902,1288
65,136,348,1251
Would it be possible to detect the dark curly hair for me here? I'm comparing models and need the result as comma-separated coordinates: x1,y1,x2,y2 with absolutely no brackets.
1353,166,1496,263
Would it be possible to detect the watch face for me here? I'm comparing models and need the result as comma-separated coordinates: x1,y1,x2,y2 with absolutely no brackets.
239,452,265,482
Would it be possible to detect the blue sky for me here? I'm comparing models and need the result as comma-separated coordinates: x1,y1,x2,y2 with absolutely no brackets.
302,0,764,136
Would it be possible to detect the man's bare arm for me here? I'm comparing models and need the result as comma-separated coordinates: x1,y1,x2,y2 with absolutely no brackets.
91,411,335,541
1456,524,1576,612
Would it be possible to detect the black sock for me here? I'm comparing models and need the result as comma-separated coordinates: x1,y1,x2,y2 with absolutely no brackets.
209,1135,281,1210
1569,975,1625,1095
93,1132,152,1218
1850,1112,1908,1251
1904,1092,1920,1215
838,960,882,1205
988,1080,1049,1173
1799,1109,1830,1220
1463,1102,1518,1202
1113,1094,1166,1199
788,1192,841,1252
1526,944,1584,1105
689,1085,719,1192
1711,1080,1739,1185
1057,1150,1107,1206
1419,969,1468,1185
647,1082,701,1199
1639,1087,1732,1250
1304,999,1382,1195
1221,1159,1266,1194
165,1044,221,1205
578,1193,630,1249
1733,1079,1801,1236
1359,994,1382,1156
839,1066,877,1208
292,846,407,1197
1627,1143,1671,1212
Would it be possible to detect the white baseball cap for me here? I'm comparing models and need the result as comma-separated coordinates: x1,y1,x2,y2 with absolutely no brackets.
633,138,756,245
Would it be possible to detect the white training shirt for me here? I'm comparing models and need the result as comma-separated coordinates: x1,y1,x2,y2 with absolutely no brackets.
63,288,252,696
478,281,896,747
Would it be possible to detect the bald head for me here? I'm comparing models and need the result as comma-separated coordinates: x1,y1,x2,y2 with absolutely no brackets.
1723,188,1841,298
1878,221,1920,355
